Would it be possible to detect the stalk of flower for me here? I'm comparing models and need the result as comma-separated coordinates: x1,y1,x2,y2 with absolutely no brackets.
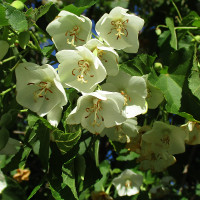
56,46,107,93
66,90,126,134
84,39,119,76
95,7,144,53
100,118,139,143
15,62,68,126
142,121,187,155
112,169,143,196
46,10,92,51
102,70,147,118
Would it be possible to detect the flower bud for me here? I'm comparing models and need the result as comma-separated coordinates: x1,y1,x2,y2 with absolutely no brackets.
155,28,162,35
11,1,25,11
154,62,163,71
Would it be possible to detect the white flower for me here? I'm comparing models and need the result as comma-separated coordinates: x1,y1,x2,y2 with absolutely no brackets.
102,70,147,118
181,121,200,145
95,7,144,53
66,90,126,134
15,62,67,126
142,121,187,155
46,10,92,50
100,118,138,143
0,170,7,194
42,0,63,7
112,169,143,196
56,46,107,93
0,40,9,61
138,141,176,172
84,39,119,76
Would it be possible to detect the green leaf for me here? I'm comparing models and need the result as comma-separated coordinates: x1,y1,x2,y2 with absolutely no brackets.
120,54,157,76
181,11,200,27
0,127,9,150
62,161,78,200
37,122,50,169
117,149,139,161
41,45,55,57
166,17,177,50
53,128,81,155
18,31,30,49
63,0,97,16
5,4,28,32
0,4,9,27
149,47,194,114
25,2,53,25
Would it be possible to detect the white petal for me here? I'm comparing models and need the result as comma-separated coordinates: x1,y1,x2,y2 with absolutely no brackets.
47,106,63,127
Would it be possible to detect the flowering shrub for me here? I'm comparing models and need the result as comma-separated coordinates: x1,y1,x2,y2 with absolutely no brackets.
0,0,200,199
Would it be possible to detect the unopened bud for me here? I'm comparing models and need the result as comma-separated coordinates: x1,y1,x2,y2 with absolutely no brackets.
154,62,163,71
155,28,162,36
11,1,25,11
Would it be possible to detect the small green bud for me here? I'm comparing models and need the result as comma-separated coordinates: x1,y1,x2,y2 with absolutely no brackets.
154,62,163,71
155,28,162,36
11,1,25,11
191,35,200,43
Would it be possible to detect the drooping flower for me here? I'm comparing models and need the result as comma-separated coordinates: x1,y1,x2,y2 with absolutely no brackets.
0,40,9,61
102,70,147,118
95,7,144,53
84,39,119,76
56,46,107,93
181,121,200,145
46,10,92,50
142,121,187,155
15,62,67,126
100,118,138,143
66,90,126,134
112,169,143,196
138,141,176,172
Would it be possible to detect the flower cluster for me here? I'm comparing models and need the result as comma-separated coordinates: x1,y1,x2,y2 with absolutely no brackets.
13,5,196,197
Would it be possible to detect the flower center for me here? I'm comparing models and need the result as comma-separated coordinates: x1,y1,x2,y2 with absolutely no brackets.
65,25,84,47
121,90,131,105
27,81,52,102
160,135,170,145
108,19,129,40
125,179,132,188
85,99,104,127
72,60,94,83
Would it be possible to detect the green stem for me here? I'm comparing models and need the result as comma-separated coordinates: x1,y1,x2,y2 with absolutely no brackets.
20,109,28,113
171,0,182,22
105,182,112,194
10,50,29,72
92,33,99,39
175,27,199,30
29,31,42,53
0,49,27,65
0,85,16,96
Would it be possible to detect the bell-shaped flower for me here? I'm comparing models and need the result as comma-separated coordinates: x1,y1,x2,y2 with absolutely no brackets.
46,10,92,51
0,40,9,61
84,39,119,76
95,7,144,53
181,121,200,145
66,90,126,134
112,169,143,196
56,46,107,93
100,118,138,143
15,62,68,126
142,121,187,155
143,75,164,109
138,141,176,172
0,170,7,194
102,70,147,118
